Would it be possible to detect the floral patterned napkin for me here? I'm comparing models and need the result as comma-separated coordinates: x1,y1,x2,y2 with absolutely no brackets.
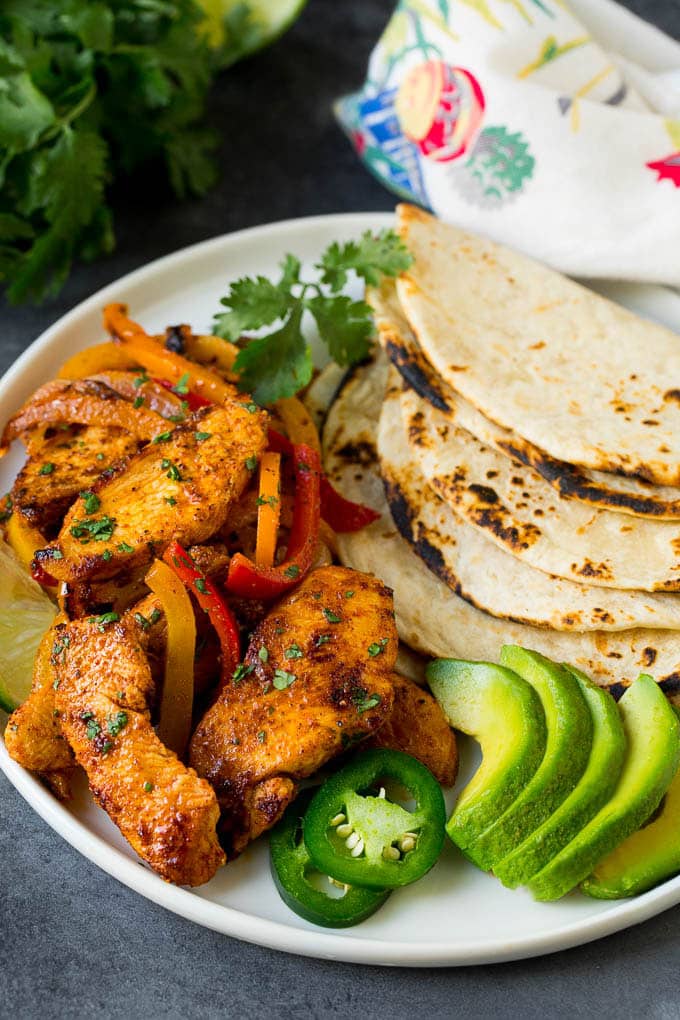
336,0,680,285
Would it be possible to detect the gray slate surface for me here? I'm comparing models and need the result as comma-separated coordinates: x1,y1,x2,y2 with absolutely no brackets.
2,2,680,1016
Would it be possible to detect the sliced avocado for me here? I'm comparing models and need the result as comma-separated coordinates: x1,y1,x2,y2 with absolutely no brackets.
582,707,680,899
462,646,592,872
494,666,626,888
426,659,547,852
529,675,680,902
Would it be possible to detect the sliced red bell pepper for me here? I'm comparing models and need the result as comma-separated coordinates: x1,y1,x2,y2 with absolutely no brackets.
152,377,213,412
225,443,321,600
267,429,379,534
30,559,58,588
163,541,240,679
318,476,380,532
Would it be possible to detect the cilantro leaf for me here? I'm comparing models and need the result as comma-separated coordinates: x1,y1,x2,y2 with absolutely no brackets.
317,229,413,291
214,273,291,341
234,304,312,404
213,229,413,404
307,295,374,366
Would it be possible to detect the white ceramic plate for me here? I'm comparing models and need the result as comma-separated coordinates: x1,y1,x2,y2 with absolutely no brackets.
2,213,680,968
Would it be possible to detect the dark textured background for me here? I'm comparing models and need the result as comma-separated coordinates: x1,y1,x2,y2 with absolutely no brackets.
2,2,680,1016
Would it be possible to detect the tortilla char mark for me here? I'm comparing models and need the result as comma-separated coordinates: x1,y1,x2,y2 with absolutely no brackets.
382,475,453,588
497,435,680,519
572,559,615,582
431,472,542,553
333,438,378,468
382,335,451,414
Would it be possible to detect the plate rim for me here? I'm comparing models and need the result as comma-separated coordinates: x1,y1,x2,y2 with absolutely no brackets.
2,211,680,967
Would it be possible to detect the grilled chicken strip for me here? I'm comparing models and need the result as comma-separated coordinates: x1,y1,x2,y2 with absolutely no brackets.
4,619,75,799
37,401,268,584
367,673,458,786
11,425,141,534
190,565,397,857
53,615,225,886
1,378,167,452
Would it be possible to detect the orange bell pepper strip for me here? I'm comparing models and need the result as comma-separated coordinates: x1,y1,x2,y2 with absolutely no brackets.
103,303,237,406
57,342,140,379
274,396,321,454
163,542,240,681
255,452,281,568
225,444,321,600
145,558,196,758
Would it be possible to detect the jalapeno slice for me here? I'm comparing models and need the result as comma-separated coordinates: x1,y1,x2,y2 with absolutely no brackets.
303,750,446,890
269,791,390,928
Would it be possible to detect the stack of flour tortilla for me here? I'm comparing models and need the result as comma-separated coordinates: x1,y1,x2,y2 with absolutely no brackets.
322,205,680,698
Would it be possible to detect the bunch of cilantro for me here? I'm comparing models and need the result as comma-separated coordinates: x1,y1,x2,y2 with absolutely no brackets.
213,230,413,403
0,0,260,304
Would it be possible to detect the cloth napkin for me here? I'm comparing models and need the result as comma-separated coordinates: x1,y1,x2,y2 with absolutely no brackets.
335,0,680,286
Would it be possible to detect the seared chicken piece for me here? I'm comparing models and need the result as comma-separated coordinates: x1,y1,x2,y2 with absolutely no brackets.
38,401,268,584
86,371,186,419
12,425,141,534
367,673,458,786
5,619,75,799
190,565,397,856
53,615,225,886
1,378,167,452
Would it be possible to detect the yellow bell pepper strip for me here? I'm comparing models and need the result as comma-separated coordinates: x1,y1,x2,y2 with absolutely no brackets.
275,396,322,454
183,334,239,379
163,542,240,682
255,451,281,568
6,512,57,587
103,303,237,406
145,558,196,758
225,443,320,600
56,342,139,379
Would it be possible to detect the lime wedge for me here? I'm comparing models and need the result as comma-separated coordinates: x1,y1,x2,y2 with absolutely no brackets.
198,0,308,58
0,538,56,713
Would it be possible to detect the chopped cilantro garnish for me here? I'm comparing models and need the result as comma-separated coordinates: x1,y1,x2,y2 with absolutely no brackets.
85,718,100,740
102,549,112,562
353,692,382,715
69,515,115,543
345,590,355,599
258,646,269,663
165,496,177,506
272,669,296,690
367,638,389,657
172,372,190,395
161,459,182,481
284,564,300,579
195,578,208,595
315,634,331,647
133,395,145,409
117,542,134,554
88,611,119,632
322,607,342,624
245,456,258,470
106,711,128,736
152,431,173,444
257,730,266,743
143,782,154,793
133,372,150,389
149,608,162,625
195,431,211,442
39,462,55,475
232,662,255,684
284,644,303,660
79,490,100,515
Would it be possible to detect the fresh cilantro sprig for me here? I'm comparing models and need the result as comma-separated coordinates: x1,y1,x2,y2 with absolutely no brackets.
213,230,413,404
0,1,285,304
